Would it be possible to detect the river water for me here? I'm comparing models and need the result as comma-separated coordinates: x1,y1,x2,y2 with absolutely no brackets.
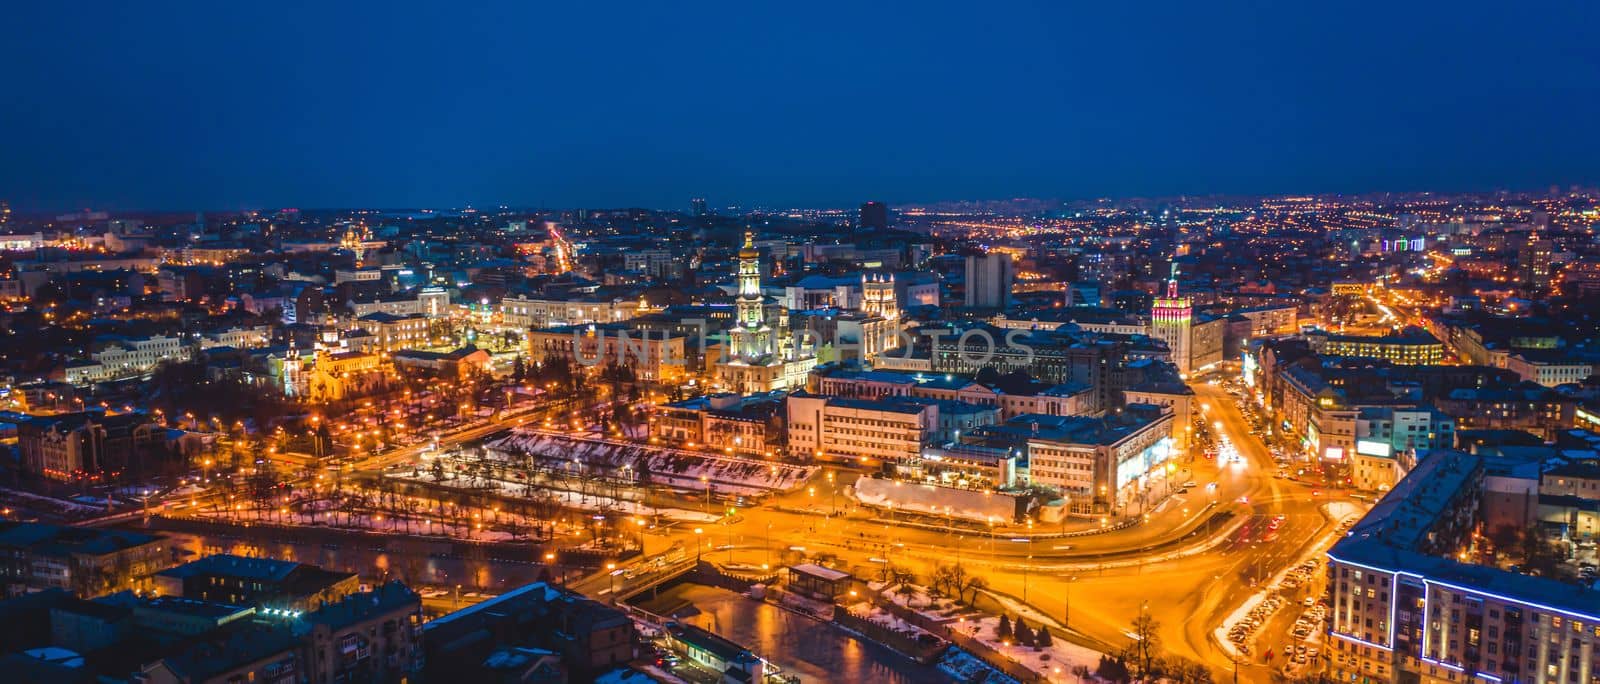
142,528,952,681
155,528,550,597
637,583,951,683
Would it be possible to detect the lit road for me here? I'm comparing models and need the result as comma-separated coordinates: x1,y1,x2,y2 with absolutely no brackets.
633,380,1344,681
135,376,1346,681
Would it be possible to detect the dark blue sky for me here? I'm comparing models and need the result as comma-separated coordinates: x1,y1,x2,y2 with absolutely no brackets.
3,2,1597,212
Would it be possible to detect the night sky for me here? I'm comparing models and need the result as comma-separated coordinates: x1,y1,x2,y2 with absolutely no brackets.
2,2,1597,212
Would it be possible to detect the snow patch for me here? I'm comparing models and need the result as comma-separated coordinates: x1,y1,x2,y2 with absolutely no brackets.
852,477,1021,524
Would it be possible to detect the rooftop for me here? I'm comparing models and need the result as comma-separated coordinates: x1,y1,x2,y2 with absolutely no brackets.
392,345,484,362
1308,327,1441,345
0,522,161,558
977,405,1169,446
296,581,417,630
789,563,851,582
357,311,425,323
1331,450,1600,622
669,622,753,662
810,394,932,415
155,554,300,583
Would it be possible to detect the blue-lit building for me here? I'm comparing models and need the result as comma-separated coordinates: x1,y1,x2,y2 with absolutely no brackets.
1327,450,1600,683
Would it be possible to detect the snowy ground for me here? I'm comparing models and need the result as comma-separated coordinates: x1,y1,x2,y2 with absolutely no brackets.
0,487,107,515
842,600,934,637
1321,501,1361,524
384,470,723,523
852,477,1019,524
875,583,1105,683
876,582,951,615
485,429,815,494
950,608,1104,682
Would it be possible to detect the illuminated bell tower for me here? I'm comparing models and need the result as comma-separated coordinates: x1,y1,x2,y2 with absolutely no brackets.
730,232,773,361
1150,262,1194,376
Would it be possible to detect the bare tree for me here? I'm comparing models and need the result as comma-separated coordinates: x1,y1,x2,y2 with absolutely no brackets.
962,574,988,605
1126,610,1161,677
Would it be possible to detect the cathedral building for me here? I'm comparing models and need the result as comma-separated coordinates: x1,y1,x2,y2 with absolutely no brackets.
714,233,816,393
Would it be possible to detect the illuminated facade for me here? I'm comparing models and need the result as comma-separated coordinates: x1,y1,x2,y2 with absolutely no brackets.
714,233,815,393
861,272,898,321
980,407,1173,513
340,221,372,265
499,293,640,330
785,392,934,466
1328,451,1600,684
729,232,774,361
296,350,385,402
1150,264,1197,376
1306,328,1445,365
64,334,191,385
526,323,688,384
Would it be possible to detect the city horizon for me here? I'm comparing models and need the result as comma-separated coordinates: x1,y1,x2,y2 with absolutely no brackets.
10,182,1600,217
3,4,1598,683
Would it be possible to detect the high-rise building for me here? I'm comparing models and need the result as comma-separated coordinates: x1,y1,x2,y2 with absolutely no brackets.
1150,264,1195,376
0,199,10,226
1518,237,1552,283
963,252,1013,309
859,201,888,230
691,197,709,217
1066,281,1102,307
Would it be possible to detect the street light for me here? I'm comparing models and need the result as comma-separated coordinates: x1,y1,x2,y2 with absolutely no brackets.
694,527,704,563
987,516,996,565
1014,522,1034,603
1063,575,1077,629
726,508,736,563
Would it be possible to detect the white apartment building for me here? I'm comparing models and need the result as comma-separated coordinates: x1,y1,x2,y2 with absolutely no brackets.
785,393,935,467
353,313,430,353
499,294,639,331
200,326,272,350
1505,352,1594,388
64,335,190,385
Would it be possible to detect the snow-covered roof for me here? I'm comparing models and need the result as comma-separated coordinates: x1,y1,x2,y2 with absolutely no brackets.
789,563,850,582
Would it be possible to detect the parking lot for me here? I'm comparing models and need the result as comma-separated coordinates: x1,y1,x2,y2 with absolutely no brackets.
1223,547,1339,666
